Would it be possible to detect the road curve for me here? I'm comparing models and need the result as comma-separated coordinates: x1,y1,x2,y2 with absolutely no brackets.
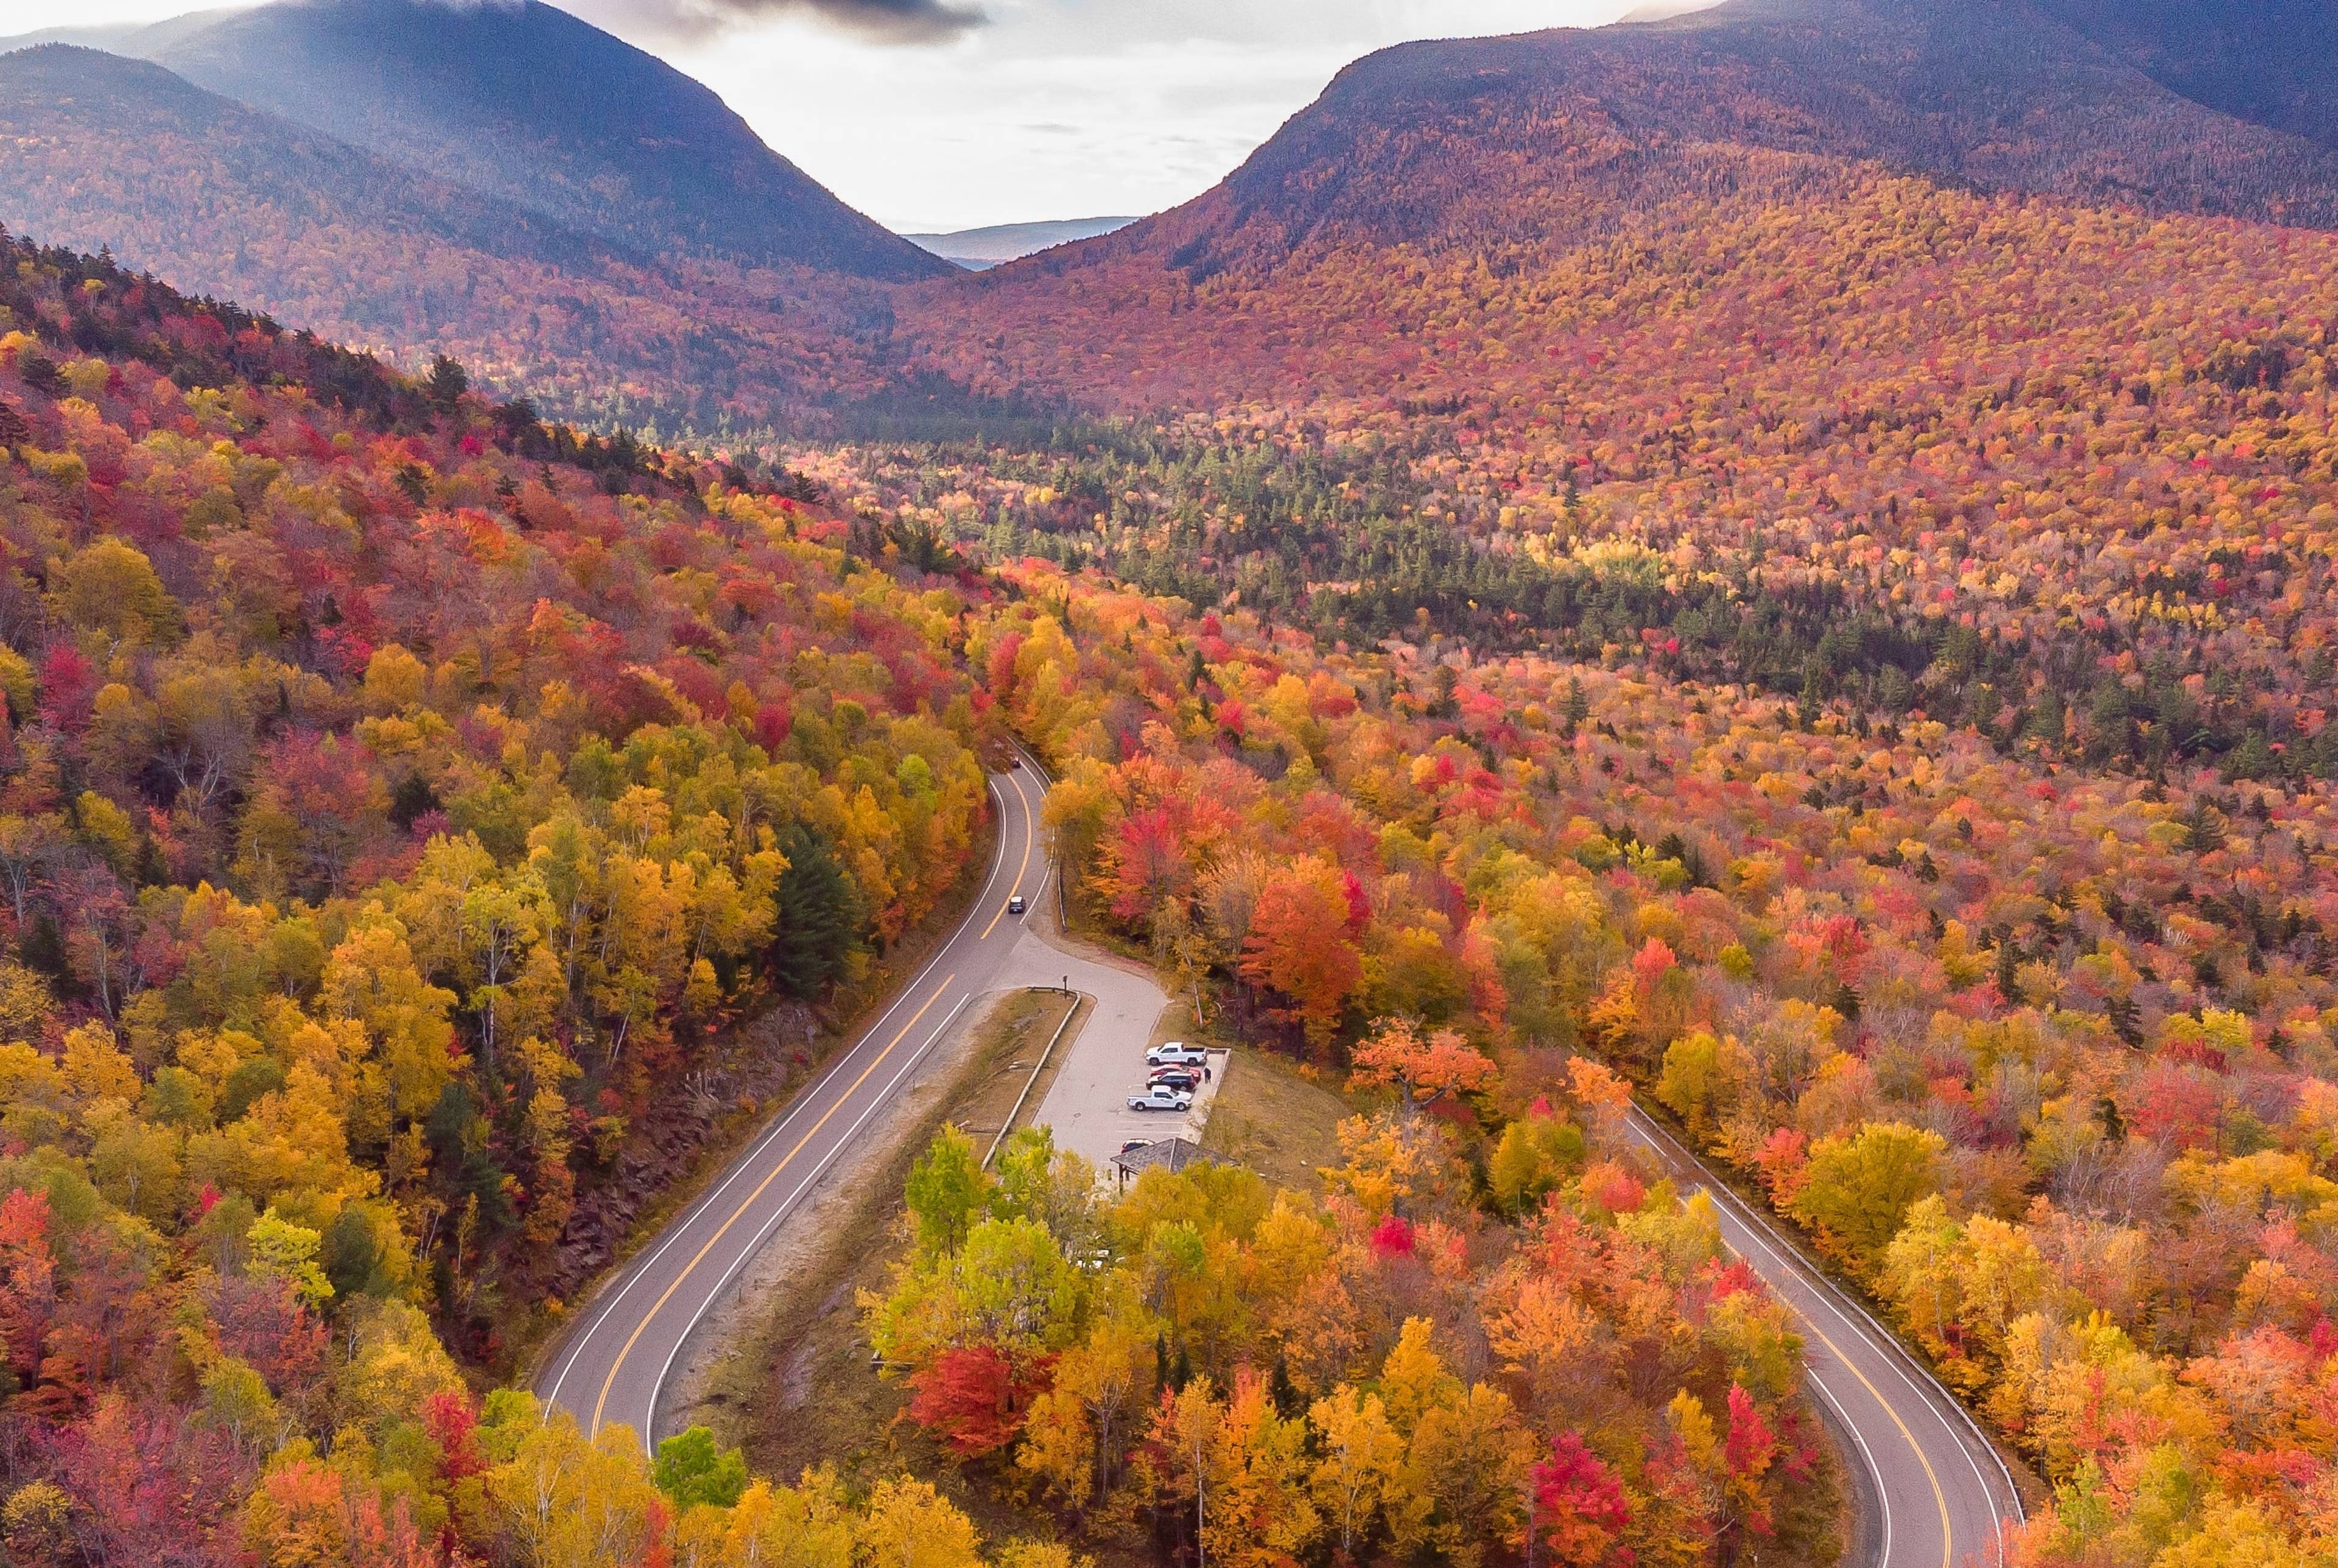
1625,1107,2024,1568
538,758,1052,1451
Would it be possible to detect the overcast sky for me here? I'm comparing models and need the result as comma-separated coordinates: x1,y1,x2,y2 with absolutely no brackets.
11,0,1692,231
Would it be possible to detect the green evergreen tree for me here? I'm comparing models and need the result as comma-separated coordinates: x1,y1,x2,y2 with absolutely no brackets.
424,354,469,413
771,823,860,997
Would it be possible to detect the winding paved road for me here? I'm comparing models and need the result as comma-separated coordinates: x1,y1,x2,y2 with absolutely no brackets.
1626,1107,2024,1568
536,748,2023,1568
537,757,1050,1451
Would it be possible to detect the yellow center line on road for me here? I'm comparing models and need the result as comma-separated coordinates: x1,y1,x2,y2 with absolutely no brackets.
589,971,959,1435
1707,1215,1954,1568
1788,1290,1954,1568
1641,1108,1958,1568
978,767,1034,940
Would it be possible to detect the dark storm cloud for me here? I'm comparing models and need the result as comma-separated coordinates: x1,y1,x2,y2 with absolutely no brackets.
579,0,986,44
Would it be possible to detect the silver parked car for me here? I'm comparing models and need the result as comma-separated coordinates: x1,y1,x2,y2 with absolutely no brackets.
1126,1084,1195,1112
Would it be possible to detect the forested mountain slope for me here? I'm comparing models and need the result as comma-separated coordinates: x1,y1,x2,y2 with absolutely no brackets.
0,45,904,435
118,0,948,282
0,0,962,435
0,228,1007,1555
0,45,601,277
897,0,2338,791
987,0,2338,289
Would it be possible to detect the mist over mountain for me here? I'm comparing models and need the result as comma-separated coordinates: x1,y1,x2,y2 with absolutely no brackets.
2032,0,2338,153
905,217,1142,270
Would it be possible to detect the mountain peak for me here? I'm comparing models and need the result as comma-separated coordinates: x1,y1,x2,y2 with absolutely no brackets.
1159,0,2338,273
113,0,950,281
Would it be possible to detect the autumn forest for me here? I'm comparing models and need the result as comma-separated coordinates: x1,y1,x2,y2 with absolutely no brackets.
3,1,2338,1567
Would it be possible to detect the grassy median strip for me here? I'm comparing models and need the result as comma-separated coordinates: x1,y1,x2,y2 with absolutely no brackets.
687,987,1084,1544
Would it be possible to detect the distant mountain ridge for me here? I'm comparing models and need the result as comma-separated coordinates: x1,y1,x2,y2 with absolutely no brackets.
900,0,2338,422
8,0,2338,438
12,0,947,282
0,41,907,433
906,217,1141,270
999,0,2338,291
2030,0,2338,153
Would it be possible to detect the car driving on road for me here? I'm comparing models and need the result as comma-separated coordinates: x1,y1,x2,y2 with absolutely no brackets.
1126,1084,1194,1112
1145,1041,1207,1067
1008,895,1027,915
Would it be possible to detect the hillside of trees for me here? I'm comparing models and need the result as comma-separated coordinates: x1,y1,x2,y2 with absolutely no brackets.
0,45,918,438
964,560,2338,1568
882,153,2338,785
971,0,2338,298
0,226,1013,1558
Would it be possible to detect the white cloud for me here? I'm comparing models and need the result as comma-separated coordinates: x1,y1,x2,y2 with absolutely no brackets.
642,0,1647,229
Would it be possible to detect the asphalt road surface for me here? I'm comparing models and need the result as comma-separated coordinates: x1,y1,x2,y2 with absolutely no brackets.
537,757,1051,1451
1626,1107,2024,1568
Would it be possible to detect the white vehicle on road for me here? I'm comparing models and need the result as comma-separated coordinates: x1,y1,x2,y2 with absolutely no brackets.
1126,1084,1194,1112
1145,1041,1208,1067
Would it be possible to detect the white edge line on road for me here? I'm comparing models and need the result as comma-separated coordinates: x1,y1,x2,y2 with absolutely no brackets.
640,989,977,1451
1629,1107,2022,1565
541,766,1024,1416
1800,1327,1892,1568
1633,1107,2010,1554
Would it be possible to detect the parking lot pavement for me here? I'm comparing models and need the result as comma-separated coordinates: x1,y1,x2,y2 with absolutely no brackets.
977,864,1238,1171
1031,1017,1228,1171
1049,1048,1229,1170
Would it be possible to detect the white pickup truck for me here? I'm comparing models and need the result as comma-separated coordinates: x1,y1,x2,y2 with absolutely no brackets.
1145,1041,1209,1067
1126,1084,1195,1112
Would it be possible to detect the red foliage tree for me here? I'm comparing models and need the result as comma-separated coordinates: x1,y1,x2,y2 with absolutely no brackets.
1532,1431,1632,1568
1240,859,1362,1052
906,1345,1050,1457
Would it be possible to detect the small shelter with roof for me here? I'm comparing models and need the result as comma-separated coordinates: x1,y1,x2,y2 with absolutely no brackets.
1108,1136,1217,1189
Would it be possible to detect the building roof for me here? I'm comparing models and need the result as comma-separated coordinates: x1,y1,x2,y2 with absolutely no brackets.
1109,1136,1217,1178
